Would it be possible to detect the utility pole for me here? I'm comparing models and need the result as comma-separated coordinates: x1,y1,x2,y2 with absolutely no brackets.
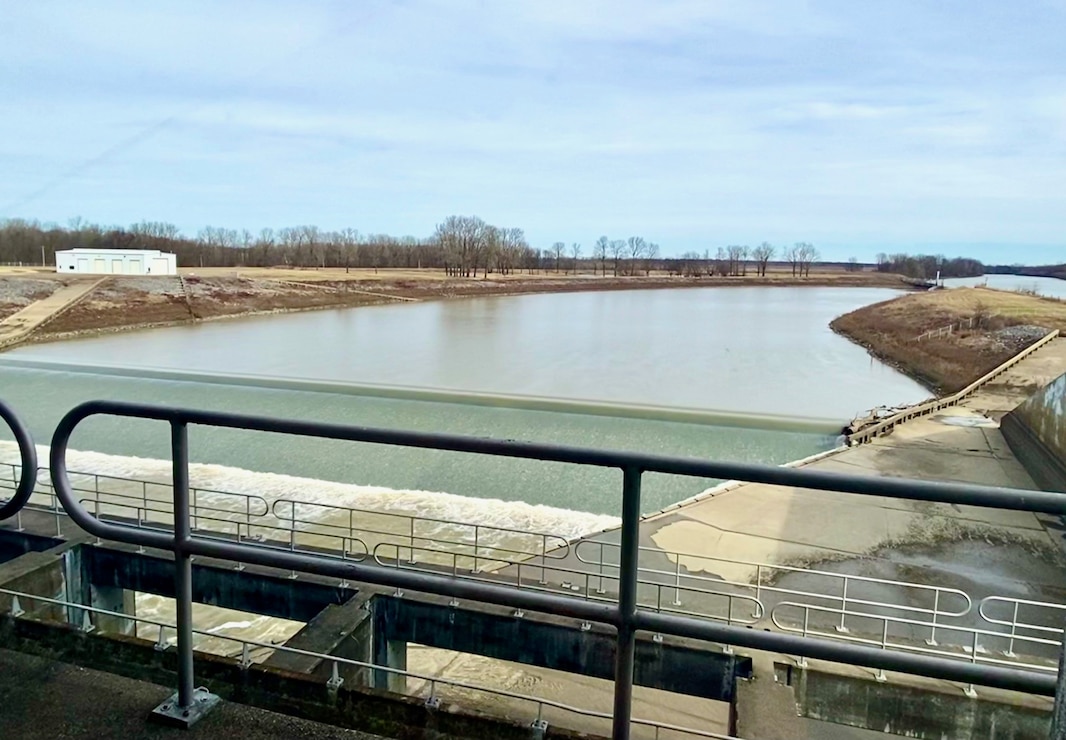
41,245,46,267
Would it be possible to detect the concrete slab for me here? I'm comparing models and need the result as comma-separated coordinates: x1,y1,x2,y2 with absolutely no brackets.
0,277,106,349
0,647,386,739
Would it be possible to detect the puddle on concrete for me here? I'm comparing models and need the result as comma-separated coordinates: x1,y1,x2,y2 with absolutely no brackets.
766,540,1066,659
933,414,997,428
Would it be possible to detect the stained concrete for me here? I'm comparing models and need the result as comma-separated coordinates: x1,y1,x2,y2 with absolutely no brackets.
0,647,387,740
0,278,106,349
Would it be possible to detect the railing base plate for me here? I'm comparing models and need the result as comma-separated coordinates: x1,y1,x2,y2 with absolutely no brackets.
150,688,220,728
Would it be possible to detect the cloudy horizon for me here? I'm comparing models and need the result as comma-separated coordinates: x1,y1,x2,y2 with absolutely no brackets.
2,1,1063,264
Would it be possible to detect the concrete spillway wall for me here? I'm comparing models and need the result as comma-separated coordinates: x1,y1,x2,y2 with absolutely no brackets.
1002,369,1066,492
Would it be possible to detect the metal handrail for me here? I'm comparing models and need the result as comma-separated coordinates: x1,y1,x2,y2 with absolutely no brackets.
9,458,1065,675
0,586,731,740
373,541,765,626
27,399,1066,738
0,403,36,520
980,597,1066,658
271,497,571,569
575,539,972,628
771,601,1060,673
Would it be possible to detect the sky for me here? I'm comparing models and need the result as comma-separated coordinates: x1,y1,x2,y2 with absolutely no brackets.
1,1,1064,264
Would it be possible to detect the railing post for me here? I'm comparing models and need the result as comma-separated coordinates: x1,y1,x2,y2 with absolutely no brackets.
672,557,682,607
539,533,548,585
837,576,849,633
151,420,219,727
1051,632,1066,739
473,526,480,574
1006,600,1020,658
611,466,642,740
596,541,607,595
928,590,941,646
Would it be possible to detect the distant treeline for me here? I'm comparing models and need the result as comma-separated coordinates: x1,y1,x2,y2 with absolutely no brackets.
874,253,984,279
986,264,1066,281
2,217,997,281
0,217,822,278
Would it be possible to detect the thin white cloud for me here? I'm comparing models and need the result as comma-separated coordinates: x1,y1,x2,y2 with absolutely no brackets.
0,0,1063,262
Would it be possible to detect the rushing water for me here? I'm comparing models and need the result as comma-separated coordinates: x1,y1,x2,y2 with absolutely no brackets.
944,274,1066,299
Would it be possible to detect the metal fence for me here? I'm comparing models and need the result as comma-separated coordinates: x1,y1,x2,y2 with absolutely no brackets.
8,462,1063,674
3,398,1066,738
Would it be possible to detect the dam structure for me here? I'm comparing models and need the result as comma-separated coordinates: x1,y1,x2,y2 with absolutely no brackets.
2,377,1066,739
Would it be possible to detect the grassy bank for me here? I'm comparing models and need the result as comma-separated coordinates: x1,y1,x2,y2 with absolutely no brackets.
831,287,1066,393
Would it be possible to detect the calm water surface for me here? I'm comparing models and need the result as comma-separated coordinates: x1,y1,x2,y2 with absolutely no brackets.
11,286,928,420
944,274,1066,299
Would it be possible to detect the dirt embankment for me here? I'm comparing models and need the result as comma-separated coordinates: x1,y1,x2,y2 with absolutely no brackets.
0,277,62,321
11,269,923,345
831,287,1066,393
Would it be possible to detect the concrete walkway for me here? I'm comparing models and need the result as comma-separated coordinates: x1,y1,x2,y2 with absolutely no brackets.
0,648,386,740
0,278,107,350
633,339,1066,582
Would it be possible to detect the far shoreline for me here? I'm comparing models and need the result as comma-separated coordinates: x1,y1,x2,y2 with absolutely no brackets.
2,267,928,350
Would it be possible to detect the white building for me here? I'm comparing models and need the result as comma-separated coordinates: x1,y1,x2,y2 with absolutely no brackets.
55,248,178,276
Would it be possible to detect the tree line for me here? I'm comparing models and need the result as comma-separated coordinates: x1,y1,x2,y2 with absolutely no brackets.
1,216,830,279
672,243,819,278
874,253,984,279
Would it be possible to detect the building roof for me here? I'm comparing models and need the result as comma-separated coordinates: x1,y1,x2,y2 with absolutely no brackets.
56,248,174,256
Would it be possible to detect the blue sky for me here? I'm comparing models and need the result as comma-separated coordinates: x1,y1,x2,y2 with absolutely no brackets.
2,1,1064,264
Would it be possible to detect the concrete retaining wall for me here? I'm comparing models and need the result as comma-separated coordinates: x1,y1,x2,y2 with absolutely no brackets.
0,614,594,740
1002,370,1066,492
793,667,1049,739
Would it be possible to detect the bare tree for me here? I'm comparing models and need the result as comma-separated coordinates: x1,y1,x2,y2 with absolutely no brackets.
593,236,609,276
798,243,820,277
435,215,489,277
552,241,566,273
726,245,745,276
626,236,646,276
751,242,774,277
644,242,659,275
609,239,626,277
783,244,801,277
570,243,582,275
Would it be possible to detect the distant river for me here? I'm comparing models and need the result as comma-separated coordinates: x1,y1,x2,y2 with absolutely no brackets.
944,274,1066,299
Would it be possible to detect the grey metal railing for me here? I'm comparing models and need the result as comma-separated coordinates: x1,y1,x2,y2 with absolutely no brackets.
10,463,1066,669
3,399,1066,737
0,586,729,740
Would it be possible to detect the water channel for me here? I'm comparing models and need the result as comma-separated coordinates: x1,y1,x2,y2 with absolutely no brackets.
0,286,928,521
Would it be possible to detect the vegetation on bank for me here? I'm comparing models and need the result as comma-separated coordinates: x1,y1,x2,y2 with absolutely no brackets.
831,287,1066,393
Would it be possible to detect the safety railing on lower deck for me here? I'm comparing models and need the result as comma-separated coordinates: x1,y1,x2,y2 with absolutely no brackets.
575,539,973,644
0,586,730,740
5,460,1064,673
372,540,765,627
5,398,1066,739
980,597,1066,660
271,497,571,573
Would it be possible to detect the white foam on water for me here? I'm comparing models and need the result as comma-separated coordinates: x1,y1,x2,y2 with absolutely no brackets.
0,441,621,542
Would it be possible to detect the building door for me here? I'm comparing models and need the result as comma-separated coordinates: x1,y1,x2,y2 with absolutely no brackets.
128,259,143,274
93,259,106,273
111,259,123,274
77,258,89,272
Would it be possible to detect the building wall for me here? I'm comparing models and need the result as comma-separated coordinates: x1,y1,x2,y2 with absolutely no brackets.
55,250,176,276
1001,370,1066,492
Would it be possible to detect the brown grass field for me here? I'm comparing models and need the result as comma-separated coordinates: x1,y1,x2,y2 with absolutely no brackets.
831,287,1066,393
